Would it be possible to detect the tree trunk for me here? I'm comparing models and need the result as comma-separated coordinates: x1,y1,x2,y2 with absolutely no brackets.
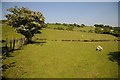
26,37,33,44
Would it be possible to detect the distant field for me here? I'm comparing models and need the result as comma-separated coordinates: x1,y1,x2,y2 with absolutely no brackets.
2,24,119,78
35,28,117,41
47,24,95,32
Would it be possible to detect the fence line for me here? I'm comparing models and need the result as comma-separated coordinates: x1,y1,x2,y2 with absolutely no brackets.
33,37,120,42
2,37,28,55
2,37,120,55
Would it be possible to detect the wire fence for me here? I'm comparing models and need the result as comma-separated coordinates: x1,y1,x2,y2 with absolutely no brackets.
2,37,28,55
1,37,119,55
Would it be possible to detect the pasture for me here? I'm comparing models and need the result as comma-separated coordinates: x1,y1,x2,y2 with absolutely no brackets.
2,24,119,78
2,24,23,40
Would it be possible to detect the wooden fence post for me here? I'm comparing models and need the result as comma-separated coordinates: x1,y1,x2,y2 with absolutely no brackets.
5,38,8,48
20,38,23,47
18,39,21,49
24,38,27,44
19,38,21,47
10,40,12,51
23,38,25,44
12,38,15,50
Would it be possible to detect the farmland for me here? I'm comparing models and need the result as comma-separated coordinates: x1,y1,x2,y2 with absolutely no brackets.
1,24,119,78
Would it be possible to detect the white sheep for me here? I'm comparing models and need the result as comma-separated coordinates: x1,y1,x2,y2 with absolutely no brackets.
96,45,103,51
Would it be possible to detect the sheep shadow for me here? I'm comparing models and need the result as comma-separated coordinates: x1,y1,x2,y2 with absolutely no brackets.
108,51,120,65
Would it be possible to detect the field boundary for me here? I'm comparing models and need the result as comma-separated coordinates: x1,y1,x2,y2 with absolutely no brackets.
1,37,28,55
34,38,120,42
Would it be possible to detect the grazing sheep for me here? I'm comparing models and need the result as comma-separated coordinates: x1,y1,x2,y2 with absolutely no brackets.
96,45,103,51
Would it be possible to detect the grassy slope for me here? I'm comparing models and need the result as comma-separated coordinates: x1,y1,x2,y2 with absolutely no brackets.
2,24,23,40
35,28,117,40
3,41,118,78
1,24,23,47
74,26,95,32
2,24,119,78
47,24,68,29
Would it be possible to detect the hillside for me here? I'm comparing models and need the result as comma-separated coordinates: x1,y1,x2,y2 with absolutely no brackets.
35,28,117,41
2,24,119,78
2,24,117,41
2,24,23,40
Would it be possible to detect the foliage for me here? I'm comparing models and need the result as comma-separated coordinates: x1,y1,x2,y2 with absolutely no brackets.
63,23,68,26
88,29,94,33
66,26,74,31
0,20,7,24
81,24,85,27
94,24,120,37
54,27,64,30
95,27,103,34
55,23,61,25
5,6,45,43
94,24,104,28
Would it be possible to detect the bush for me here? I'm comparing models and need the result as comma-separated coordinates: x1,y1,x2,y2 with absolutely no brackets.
66,26,74,31
57,27,64,30
88,30,94,33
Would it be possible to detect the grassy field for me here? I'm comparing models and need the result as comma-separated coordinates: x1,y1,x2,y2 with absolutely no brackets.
47,24,68,29
35,28,117,41
2,24,119,78
47,24,95,33
2,24,23,40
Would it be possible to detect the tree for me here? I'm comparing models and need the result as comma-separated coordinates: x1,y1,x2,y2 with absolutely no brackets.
73,23,77,27
94,24,104,28
94,24,99,27
95,27,104,34
81,24,85,27
66,26,74,31
69,24,74,27
5,6,45,43
104,25,110,28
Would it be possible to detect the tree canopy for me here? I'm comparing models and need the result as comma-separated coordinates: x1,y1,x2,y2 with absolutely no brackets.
5,6,45,43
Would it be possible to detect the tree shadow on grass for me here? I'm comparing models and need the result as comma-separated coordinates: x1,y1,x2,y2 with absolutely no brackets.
108,51,120,65
29,41,47,46
1,40,46,58
2,61,16,71
1,46,22,58
1,47,12,57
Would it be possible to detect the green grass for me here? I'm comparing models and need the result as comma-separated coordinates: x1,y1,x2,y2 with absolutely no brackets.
3,41,118,78
73,26,95,32
2,24,23,40
2,24,119,78
47,24,68,30
47,24,95,33
35,28,117,41
1,24,24,48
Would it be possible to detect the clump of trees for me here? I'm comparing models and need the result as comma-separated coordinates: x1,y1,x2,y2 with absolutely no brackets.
81,24,85,27
94,24,120,37
88,29,94,33
66,26,74,31
46,23,86,31
54,27,64,30
5,6,45,43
